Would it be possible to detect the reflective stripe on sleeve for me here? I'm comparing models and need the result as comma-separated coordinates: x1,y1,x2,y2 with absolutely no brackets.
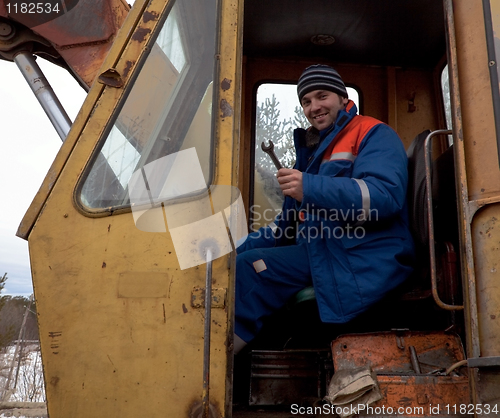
268,222,278,233
321,151,356,165
353,178,370,225
330,152,356,162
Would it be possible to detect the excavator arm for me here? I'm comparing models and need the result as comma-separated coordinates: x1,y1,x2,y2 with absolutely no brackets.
0,0,130,89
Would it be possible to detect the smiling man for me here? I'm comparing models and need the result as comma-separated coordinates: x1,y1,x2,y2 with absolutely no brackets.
233,64,415,354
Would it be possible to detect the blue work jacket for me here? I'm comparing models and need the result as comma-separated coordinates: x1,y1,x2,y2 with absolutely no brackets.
244,101,415,323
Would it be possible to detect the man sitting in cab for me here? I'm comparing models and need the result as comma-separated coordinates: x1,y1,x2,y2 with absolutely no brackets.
234,64,415,353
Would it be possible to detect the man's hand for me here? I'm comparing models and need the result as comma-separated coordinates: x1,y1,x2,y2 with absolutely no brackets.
277,168,303,201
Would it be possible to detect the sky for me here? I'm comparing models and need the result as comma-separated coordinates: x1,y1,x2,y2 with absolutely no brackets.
0,57,86,296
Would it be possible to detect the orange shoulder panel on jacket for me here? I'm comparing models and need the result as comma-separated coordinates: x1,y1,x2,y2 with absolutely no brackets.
322,115,382,162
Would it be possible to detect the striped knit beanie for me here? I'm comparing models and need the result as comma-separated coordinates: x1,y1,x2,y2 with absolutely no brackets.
297,64,348,101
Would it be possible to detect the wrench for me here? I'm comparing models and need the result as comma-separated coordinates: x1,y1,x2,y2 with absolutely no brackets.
261,140,283,170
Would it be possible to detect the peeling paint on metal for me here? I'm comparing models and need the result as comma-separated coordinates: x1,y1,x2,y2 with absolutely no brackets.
190,287,226,308
221,78,231,91
143,11,158,23
122,60,134,79
132,27,152,42
220,99,233,118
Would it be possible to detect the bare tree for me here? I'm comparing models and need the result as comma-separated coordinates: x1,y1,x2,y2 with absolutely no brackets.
254,95,310,214
0,298,39,345
0,274,14,351
0,275,45,413
11,343,45,403
256,95,309,166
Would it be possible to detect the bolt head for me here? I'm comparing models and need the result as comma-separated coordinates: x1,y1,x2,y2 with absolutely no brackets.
0,22,15,39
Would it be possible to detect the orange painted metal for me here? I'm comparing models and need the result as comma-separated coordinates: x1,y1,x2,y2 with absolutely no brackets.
331,331,470,415
0,0,129,87
374,375,470,417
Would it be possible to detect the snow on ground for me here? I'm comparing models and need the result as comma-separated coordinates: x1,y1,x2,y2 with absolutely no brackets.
0,343,46,418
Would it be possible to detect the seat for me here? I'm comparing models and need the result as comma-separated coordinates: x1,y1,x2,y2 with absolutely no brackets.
407,129,432,246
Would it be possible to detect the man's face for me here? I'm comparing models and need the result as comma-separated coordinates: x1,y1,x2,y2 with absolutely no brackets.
300,90,349,131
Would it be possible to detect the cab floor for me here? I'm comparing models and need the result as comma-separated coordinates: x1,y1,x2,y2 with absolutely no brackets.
232,406,317,418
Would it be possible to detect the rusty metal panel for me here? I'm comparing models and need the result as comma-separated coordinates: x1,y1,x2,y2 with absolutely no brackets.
373,375,470,417
332,331,469,414
332,331,466,374
0,0,130,87
471,206,500,358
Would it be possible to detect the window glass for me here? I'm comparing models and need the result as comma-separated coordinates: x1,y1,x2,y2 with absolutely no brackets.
251,83,359,230
441,65,453,145
441,65,452,131
79,0,217,209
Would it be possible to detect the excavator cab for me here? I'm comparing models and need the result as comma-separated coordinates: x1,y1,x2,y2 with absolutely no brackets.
4,0,500,416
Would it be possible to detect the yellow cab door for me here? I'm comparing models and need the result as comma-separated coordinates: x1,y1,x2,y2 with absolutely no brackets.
450,0,500,408
17,0,243,416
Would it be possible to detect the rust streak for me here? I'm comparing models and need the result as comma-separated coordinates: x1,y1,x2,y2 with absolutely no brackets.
220,99,233,118
221,78,232,91
132,27,152,42
143,11,159,23
122,60,134,79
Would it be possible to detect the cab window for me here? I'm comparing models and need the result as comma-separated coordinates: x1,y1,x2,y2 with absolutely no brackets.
251,83,360,230
78,0,218,210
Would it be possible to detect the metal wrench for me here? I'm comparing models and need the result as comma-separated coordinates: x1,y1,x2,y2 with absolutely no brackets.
261,140,283,170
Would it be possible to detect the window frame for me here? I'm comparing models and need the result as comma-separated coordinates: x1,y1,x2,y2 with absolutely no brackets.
74,0,221,216
249,81,363,230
